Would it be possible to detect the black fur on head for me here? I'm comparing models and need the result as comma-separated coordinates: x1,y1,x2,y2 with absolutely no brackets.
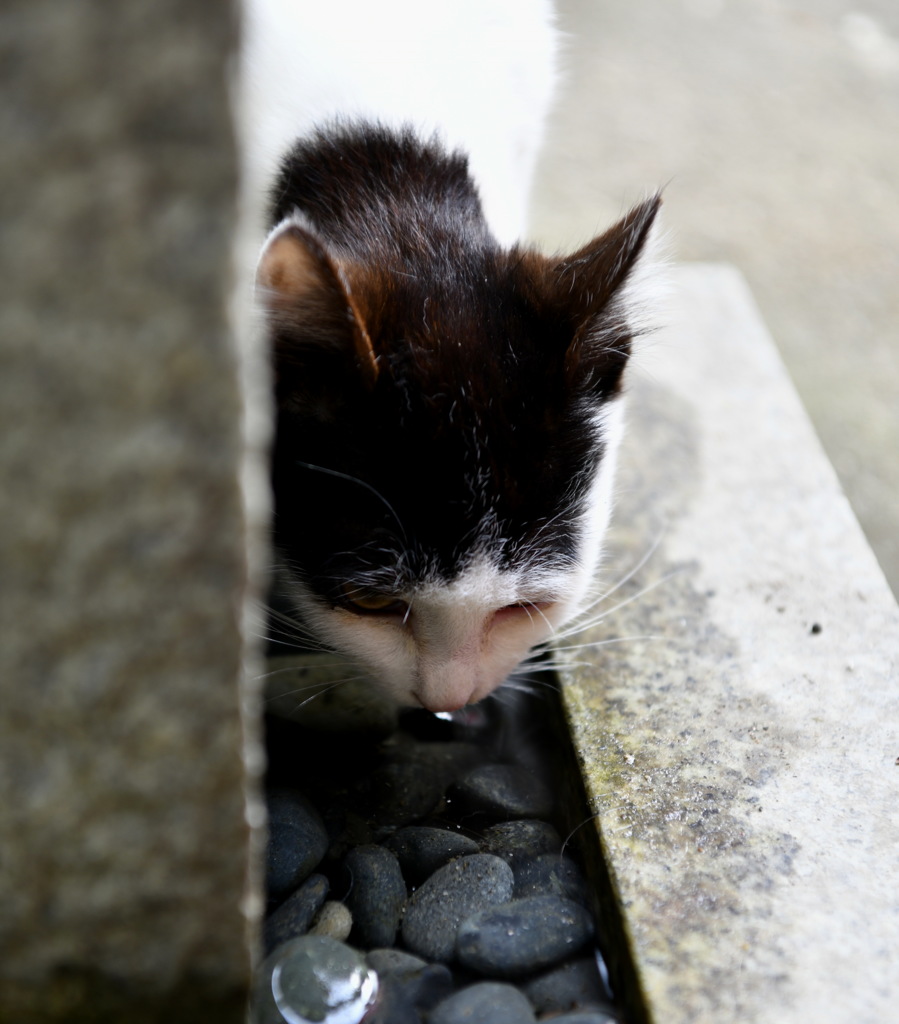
259,122,660,604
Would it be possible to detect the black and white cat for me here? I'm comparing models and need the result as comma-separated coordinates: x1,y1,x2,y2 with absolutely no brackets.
240,2,661,713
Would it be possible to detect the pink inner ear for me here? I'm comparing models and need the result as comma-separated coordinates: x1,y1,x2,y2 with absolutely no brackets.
258,227,323,300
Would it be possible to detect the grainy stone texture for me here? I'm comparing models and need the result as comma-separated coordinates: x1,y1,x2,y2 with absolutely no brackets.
558,264,899,1023
0,1,261,1020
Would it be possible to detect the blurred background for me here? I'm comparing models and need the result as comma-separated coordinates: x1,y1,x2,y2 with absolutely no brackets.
529,0,899,597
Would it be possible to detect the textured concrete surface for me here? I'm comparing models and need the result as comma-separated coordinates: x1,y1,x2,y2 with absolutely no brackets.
531,0,899,597
0,2,259,1019
558,264,899,1023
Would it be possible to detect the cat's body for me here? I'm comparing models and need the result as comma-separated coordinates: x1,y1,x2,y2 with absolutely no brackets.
238,0,558,246
258,124,659,711
241,1,661,712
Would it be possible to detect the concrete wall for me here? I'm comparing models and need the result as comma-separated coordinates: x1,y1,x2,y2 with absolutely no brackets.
560,265,899,1024
0,2,262,1020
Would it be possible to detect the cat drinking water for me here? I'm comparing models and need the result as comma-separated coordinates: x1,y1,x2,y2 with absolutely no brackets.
257,123,659,712
241,3,661,712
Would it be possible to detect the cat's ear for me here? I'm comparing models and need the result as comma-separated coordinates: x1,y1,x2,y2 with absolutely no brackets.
549,194,662,396
257,219,379,389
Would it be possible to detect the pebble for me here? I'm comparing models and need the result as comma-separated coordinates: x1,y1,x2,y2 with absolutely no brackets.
385,734,484,790
522,955,614,1016
265,789,329,903
366,948,429,975
342,844,406,948
547,1013,620,1024
309,900,353,941
456,895,595,977
383,825,480,885
366,949,454,1014
428,982,537,1024
257,668,623,1023
366,760,446,827
262,873,329,955
251,935,378,1024
449,763,554,820
552,1011,622,1019
480,819,562,865
401,854,514,962
513,852,590,905
361,974,420,1024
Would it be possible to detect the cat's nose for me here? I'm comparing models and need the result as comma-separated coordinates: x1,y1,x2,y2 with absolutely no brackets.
414,689,474,714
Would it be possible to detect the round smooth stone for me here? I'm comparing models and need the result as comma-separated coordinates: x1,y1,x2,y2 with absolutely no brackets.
513,853,590,906
401,854,514,962
250,935,378,1024
448,764,554,821
456,895,595,978
428,982,536,1024
546,1013,620,1024
309,900,353,942
383,826,480,885
521,955,614,1016
343,844,406,948
365,950,453,1011
265,789,329,903
365,949,429,975
263,873,329,955
480,820,562,866
360,974,421,1024
367,761,445,827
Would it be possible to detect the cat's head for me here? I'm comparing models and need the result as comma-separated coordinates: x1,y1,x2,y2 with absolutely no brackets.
258,184,661,711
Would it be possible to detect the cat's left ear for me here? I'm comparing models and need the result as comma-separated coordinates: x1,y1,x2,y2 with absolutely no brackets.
547,194,663,396
256,216,380,390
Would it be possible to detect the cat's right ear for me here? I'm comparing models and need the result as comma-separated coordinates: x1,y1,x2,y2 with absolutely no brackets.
257,219,379,390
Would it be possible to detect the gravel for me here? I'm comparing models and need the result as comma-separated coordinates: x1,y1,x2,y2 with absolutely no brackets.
401,855,514,962
250,668,624,1024
456,895,595,978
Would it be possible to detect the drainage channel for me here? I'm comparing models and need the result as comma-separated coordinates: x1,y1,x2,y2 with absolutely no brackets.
251,649,637,1024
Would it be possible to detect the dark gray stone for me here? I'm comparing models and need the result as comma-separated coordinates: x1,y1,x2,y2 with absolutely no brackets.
546,1013,619,1024
265,789,329,902
344,844,406,948
481,820,563,866
429,982,536,1024
521,956,614,1016
449,764,554,821
401,854,514,962
361,974,421,1024
263,873,329,954
366,948,452,1011
456,896,595,978
367,949,429,975
367,761,446,827
384,825,480,885
513,853,590,906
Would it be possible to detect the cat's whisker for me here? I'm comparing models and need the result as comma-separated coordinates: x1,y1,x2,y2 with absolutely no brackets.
295,461,408,542
591,526,668,606
523,600,554,633
551,567,680,642
256,661,361,683
551,633,661,654
548,529,670,642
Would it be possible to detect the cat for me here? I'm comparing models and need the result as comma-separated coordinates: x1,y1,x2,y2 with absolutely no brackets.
256,120,661,713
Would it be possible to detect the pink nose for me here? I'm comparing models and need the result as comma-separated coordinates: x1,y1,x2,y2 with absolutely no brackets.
415,691,473,714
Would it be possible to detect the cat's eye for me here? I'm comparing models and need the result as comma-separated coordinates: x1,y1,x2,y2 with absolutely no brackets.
338,586,408,617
